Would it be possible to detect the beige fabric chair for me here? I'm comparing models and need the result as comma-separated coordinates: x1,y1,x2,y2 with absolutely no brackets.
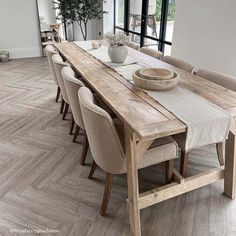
78,87,179,216
62,66,89,165
196,69,236,92
45,45,60,102
174,69,232,177
52,54,70,119
128,41,140,50
194,69,236,168
162,56,194,73
140,47,163,59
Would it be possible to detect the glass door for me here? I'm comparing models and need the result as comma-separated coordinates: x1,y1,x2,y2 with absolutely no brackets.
115,0,125,29
164,0,175,55
129,0,143,44
143,0,162,49
114,0,176,55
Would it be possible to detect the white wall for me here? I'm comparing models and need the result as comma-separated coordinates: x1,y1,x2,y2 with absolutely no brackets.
0,0,113,58
73,20,103,41
0,0,42,58
172,0,236,76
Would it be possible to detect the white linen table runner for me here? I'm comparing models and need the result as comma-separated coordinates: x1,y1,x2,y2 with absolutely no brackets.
74,41,231,151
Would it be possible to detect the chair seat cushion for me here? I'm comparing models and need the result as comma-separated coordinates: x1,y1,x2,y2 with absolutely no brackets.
114,118,178,173
139,136,178,169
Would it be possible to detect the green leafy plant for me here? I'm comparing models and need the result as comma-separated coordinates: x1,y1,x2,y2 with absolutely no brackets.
155,0,175,22
155,0,162,22
167,0,175,21
54,0,77,24
54,0,107,40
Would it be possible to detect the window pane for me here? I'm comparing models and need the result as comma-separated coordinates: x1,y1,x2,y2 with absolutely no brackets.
129,33,141,45
165,0,175,42
143,38,159,49
115,0,125,28
115,28,125,34
129,0,142,33
164,44,172,56
145,0,162,38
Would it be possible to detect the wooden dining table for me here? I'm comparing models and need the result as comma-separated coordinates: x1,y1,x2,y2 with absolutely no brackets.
55,42,236,236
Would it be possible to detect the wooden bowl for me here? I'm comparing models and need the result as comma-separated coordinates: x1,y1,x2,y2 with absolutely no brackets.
133,69,179,91
139,68,174,80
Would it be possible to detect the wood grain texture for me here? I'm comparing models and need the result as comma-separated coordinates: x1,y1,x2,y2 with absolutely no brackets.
55,43,236,236
125,126,141,236
0,57,236,236
55,42,186,141
139,167,225,209
55,42,236,141
224,128,236,199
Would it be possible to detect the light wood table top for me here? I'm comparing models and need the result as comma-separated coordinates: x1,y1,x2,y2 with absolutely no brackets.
55,42,236,236
55,42,236,141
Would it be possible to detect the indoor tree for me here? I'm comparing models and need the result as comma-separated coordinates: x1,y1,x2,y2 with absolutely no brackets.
54,0,106,41
53,0,76,23
53,0,77,40
74,0,106,40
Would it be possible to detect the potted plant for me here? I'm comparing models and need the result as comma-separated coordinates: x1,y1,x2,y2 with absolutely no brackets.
105,32,130,63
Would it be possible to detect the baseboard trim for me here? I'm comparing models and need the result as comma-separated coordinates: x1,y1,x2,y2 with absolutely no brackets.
1,46,43,59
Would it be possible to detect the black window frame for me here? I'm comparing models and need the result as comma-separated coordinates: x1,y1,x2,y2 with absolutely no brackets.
114,0,174,53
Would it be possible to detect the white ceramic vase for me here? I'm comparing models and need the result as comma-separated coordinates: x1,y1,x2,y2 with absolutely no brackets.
108,45,128,63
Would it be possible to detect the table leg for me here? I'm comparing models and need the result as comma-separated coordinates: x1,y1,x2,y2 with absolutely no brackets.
125,126,141,236
224,129,236,199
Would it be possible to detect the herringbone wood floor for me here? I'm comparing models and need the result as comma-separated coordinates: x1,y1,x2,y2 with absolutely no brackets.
0,57,235,236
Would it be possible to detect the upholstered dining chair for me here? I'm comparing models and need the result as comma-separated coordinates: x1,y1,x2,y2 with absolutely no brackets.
61,67,89,165
52,54,70,119
45,45,60,102
128,41,140,50
196,69,236,92
162,56,194,73
194,69,236,167
78,87,179,216
174,69,233,177
140,47,163,59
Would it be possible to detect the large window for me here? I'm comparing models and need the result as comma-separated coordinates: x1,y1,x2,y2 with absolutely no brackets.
114,0,175,55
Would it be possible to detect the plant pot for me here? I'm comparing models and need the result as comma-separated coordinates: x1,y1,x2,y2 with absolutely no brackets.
108,45,128,63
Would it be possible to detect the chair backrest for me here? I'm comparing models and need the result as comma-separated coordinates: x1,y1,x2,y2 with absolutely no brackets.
140,47,163,59
62,66,85,129
45,45,58,85
196,69,236,92
162,56,194,73
128,41,140,50
52,54,70,104
78,87,125,174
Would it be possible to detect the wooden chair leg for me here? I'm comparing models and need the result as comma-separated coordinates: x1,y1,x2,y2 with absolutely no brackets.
62,103,69,120
69,116,75,135
73,125,80,143
180,150,189,178
60,98,65,114
88,161,97,179
100,173,113,216
80,134,89,165
166,160,174,183
55,86,61,102
216,142,224,166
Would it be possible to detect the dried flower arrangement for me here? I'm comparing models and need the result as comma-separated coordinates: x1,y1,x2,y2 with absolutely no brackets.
105,32,130,47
